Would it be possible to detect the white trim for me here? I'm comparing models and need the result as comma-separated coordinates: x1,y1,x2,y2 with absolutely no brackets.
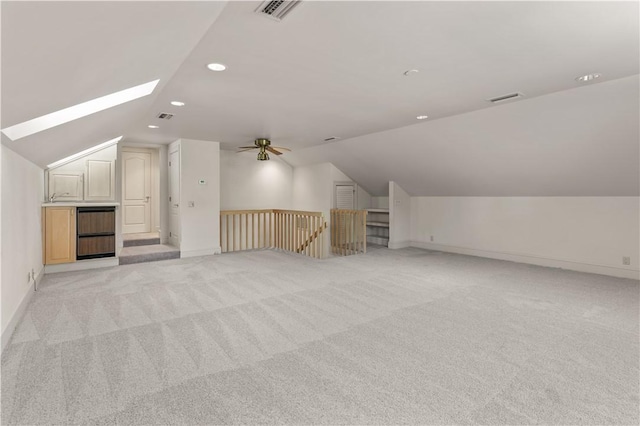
388,240,410,249
1,283,35,353
44,257,118,274
410,241,640,280
180,247,220,258
46,137,121,170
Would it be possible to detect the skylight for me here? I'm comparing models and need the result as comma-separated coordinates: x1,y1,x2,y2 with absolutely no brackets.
46,136,122,169
1,79,160,141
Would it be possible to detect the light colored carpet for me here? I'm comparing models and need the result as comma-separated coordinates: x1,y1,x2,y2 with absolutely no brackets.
2,246,638,425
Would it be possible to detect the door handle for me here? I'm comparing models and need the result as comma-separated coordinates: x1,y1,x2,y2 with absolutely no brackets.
173,204,179,208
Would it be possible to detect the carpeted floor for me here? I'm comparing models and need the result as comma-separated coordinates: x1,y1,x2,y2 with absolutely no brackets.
1,246,638,425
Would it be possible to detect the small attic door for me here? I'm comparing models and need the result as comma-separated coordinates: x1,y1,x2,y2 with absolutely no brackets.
335,183,356,209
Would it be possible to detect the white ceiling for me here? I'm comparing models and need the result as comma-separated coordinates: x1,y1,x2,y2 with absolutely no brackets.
2,1,639,195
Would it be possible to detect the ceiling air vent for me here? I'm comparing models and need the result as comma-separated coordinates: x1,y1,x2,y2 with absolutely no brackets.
255,0,303,21
487,92,524,103
157,112,174,120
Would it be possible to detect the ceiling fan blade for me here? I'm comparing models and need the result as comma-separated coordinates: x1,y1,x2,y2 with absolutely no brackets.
237,147,257,152
271,146,291,152
238,146,258,149
265,146,283,155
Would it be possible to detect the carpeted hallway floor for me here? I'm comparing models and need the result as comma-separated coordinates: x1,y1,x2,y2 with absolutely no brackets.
1,246,638,425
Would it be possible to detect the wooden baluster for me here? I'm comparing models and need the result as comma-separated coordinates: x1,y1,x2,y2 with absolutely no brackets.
331,211,335,254
225,215,230,252
289,213,292,252
352,212,356,254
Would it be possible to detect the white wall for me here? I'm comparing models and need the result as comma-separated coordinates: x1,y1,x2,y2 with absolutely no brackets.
389,181,411,249
328,163,372,210
178,139,221,257
356,186,371,210
370,197,389,209
410,197,640,279
292,163,332,256
292,162,372,256
220,150,293,210
1,146,45,350
293,163,332,213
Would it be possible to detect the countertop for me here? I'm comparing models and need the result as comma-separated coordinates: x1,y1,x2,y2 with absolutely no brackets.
42,202,120,207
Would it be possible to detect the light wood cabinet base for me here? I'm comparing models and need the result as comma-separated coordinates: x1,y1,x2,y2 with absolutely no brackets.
44,206,76,264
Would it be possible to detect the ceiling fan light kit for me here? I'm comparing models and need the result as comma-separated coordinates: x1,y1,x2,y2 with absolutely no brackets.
237,138,291,161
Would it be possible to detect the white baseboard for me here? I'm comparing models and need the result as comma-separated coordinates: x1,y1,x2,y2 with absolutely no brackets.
388,240,410,249
34,266,44,291
180,247,219,258
44,257,119,274
410,241,639,280
1,281,36,353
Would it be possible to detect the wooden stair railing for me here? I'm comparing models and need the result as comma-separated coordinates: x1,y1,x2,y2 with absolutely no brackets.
330,209,367,256
220,209,326,259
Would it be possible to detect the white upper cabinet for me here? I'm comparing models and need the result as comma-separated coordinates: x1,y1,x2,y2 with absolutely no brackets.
85,159,115,200
46,144,117,202
49,171,84,201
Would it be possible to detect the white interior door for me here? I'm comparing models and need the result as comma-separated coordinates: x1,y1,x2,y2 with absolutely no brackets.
122,151,151,234
168,148,180,247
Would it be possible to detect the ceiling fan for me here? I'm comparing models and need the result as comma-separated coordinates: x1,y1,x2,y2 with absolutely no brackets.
237,138,290,161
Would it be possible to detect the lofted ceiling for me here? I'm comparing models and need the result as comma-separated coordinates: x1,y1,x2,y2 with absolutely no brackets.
2,1,639,195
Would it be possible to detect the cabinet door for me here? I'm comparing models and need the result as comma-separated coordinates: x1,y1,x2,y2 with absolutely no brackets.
45,207,76,264
85,160,115,201
49,172,84,201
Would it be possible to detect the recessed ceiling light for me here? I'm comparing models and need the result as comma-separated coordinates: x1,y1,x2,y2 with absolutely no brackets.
47,136,122,169
207,63,227,72
404,69,419,76
1,79,159,141
417,115,429,120
575,73,601,82
148,125,159,129
170,101,185,107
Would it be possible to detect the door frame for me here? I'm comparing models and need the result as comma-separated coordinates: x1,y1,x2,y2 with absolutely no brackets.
333,181,358,210
168,142,181,248
121,146,160,234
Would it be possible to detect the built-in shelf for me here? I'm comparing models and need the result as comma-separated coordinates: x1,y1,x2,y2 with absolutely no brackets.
367,221,390,228
366,208,389,247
